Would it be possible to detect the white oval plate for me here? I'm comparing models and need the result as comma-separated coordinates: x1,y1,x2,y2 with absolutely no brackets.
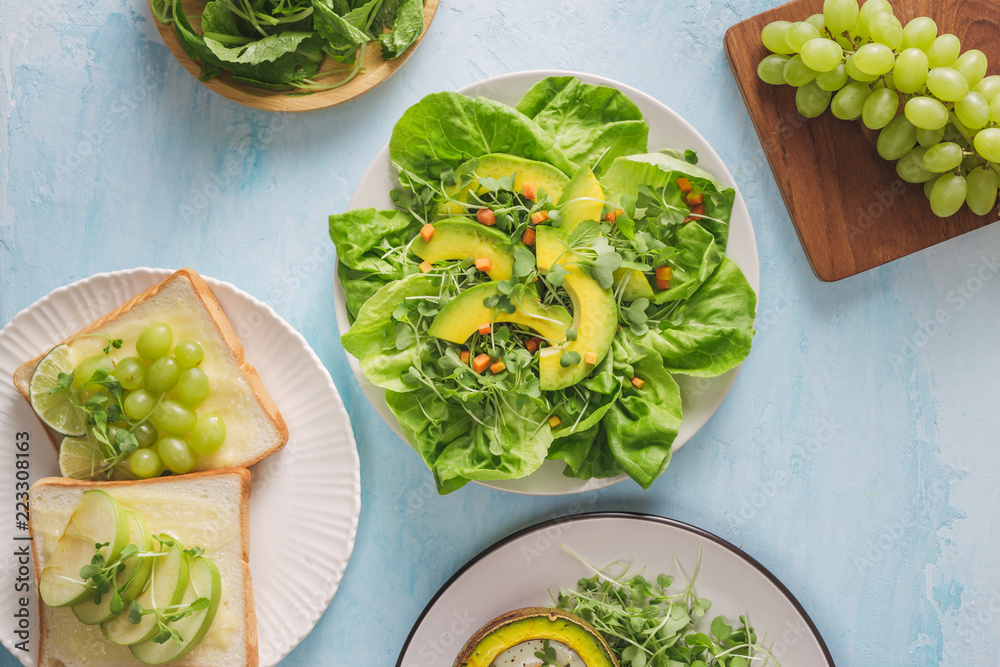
0,268,361,666
396,513,832,667
334,70,761,495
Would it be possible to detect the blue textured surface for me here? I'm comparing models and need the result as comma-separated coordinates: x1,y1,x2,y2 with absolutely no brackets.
2,1,999,665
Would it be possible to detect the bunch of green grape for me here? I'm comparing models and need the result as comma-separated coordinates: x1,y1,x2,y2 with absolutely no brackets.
757,0,1000,218
75,323,227,478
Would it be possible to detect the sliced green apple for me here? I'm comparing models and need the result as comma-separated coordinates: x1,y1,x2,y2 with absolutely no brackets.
411,219,515,281
436,154,570,216
103,535,190,646
39,489,130,608
73,510,155,625
130,555,222,665
429,282,572,345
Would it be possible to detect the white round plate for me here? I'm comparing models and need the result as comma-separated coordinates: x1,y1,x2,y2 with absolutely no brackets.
334,69,761,495
0,268,361,666
397,513,832,667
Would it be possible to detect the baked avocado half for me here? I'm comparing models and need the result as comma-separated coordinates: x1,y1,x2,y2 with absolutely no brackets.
453,607,618,667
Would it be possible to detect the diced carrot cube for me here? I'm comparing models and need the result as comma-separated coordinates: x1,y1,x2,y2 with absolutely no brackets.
584,351,597,365
530,210,549,224
687,191,704,205
472,353,491,373
420,224,435,242
475,257,492,272
631,376,645,389
548,415,562,428
490,359,506,374
478,323,492,336
604,211,616,222
656,279,671,291
525,338,540,354
522,227,536,246
477,208,496,226
419,260,433,273
676,177,692,193
460,350,470,364
655,266,672,281
690,203,705,217
522,181,537,200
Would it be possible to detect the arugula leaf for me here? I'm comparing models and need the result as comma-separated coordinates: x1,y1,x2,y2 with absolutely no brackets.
203,32,324,84
312,0,370,62
378,0,424,59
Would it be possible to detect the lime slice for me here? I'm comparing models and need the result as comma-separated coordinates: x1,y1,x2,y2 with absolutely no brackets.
29,344,87,437
59,436,136,481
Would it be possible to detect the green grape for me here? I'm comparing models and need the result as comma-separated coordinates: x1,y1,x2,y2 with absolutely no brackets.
805,13,826,31
974,75,1000,104
823,0,859,34
877,114,918,160
896,146,937,183
916,127,945,148
796,81,833,118
177,367,210,406
156,437,196,474
924,176,940,199
927,34,960,68
962,153,985,173
758,54,791,85
130,448,164,479
190,413,226,456
151,399,197,436
135,323,173,360
900,16,937,51
761,21,794,54
124,389,157,421
868,12,902,50
816,64,849,91
953,49,987,88
71,354,113,392
929,173,968,217
800,38,843,72
991,95,1000,124
131,421,159,448
955,92,990,130
974,128,1000,163
783,55,818,87
904,96,949,130
922,142,964,173
893,48,929,94
855,43,895,76
831,81,873,120
112,356,145,391
845,55,880,83
174,340,205,368
966,167,999,216
926,67,969,102
145,356,181,394
861,87,899,129
787,22,822,52
858,0,892,36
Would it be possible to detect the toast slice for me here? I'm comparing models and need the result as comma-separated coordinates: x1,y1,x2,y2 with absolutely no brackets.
12,268,288,472
29,469,258,667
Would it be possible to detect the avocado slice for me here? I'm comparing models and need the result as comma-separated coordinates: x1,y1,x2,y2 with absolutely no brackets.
429,282,572,345
411,218,516,280
436,154,571,216
535,227,618,391
556,165,606,234
612,267,654,300
454,607,618,667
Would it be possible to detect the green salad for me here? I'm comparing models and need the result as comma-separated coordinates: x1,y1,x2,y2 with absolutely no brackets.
329,76,757,493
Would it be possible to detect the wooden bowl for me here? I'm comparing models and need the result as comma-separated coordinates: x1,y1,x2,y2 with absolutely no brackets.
150,0,440,112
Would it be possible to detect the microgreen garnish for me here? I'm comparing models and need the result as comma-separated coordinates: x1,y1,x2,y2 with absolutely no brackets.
534,639,564,666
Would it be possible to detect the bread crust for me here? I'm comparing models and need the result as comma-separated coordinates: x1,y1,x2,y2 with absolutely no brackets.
12,268,288,469
29,468,258,667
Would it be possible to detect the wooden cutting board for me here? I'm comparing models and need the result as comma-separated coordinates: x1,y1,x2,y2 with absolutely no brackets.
725,0,1000,281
